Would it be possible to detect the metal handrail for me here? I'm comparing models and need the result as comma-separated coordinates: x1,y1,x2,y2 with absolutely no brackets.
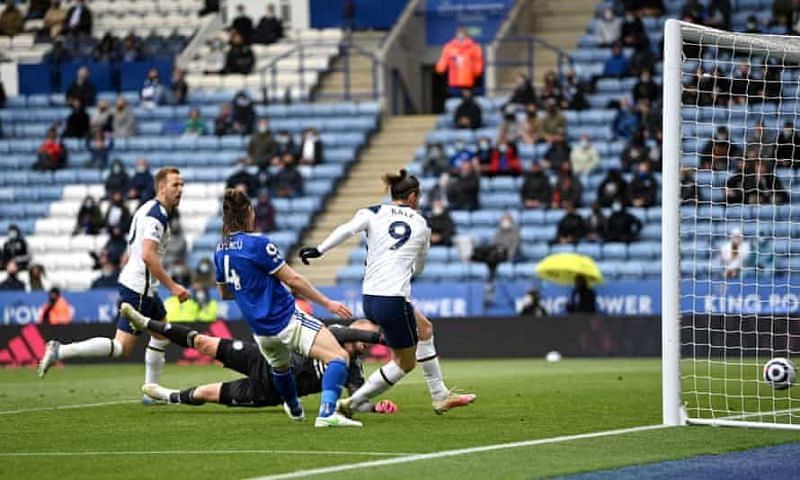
487,34,574,97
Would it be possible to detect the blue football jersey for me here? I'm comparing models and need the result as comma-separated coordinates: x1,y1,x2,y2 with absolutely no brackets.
214,232,295,336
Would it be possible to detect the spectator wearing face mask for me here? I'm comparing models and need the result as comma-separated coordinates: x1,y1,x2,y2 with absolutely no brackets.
299,128,324,165
453,89,483,129
551,163,583,209
521,162,552,209
450,161,480,210
274,130,297,159
193,258,216,289
595,7,622,47
255,189,276,233
448,140,473,171
629,161,658,207
518,289,547,317
554,201,588,245
127,158,155,203
248,118,279,168
39,287,74,324
570,135,600,182
104,159,129,198
429,200,456,247
73,195,104,235
231,90,255,134
104,191,132,233
632,69,659,104
603,202,642,243
104,226,128,266
475,136,493,173
2,225,30,270
112,96,136,137
269,154,304,198
424,143,449,177
86,130,114,170
0,260,25,290
165,281,219,322
163,216,187,268
91,251,120,289
488,136,522,176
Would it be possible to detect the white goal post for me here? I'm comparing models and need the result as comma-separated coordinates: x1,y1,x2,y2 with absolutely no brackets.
663,19,800,430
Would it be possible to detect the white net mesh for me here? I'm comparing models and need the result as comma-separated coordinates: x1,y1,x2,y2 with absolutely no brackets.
677,23,800,426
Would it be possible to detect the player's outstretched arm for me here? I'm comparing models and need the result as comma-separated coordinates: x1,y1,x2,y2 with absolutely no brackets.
300,209,371,264
274,264,352,319
142,239,188,302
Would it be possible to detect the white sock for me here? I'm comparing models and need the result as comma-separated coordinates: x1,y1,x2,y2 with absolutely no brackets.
349,361,406,405
145,338,170,385
417,336,448,401
59,338,122,360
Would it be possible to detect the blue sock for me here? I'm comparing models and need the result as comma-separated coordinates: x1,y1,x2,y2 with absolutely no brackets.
319,358,348,418
272,368,300,409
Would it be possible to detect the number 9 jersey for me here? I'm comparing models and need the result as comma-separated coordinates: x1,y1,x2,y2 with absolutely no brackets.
319,204,430,300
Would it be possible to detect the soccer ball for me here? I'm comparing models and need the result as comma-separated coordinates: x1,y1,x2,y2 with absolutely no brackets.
763,357,797,390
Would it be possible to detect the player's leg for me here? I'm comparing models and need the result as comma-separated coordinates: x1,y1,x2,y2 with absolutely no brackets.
141,294,170,390
254,334,304,421
342,295,417,415
142,382,217,405
414,308,476,414
37,328,134,379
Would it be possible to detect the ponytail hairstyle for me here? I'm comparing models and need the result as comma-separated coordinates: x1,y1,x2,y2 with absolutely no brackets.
221,188,253,236
382,169,420,201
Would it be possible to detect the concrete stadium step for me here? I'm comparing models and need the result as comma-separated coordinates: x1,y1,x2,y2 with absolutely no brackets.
314,32,386,102
291,114,437,285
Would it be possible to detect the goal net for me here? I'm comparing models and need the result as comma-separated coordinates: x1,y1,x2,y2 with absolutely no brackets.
663,19,800,430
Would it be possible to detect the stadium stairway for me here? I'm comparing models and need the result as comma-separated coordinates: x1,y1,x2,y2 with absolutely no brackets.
313,32,385,102
291,115,437,285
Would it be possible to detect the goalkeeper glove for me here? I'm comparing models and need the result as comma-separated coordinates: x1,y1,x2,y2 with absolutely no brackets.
298,247,322,265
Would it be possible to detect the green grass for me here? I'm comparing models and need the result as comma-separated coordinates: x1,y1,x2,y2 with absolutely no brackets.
2,359,800,479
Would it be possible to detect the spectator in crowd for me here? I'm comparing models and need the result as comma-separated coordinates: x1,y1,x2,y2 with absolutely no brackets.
43,0,67,39
0,0,23,36
620,10,648,50
253,4,283,45
199,0,220,16
612,97,639,140
101,225,126,266
566,275,596,313
127,158,155,203
705,0,732,30
140,68,165,108
745,120,777,164
2,224,30,270
518,289,548,317
551,162,583,209
540,99,567,144
166,280,218,322
90,100,113,134
34,128,66,171
423,143,449,177
700,126,741,171
776,120,800,168
66,67,96,107
39,287,73,324
435,26,484,95
450,161,480,210
603,43,629,78
275,129,296,158
488,136,522,176
744,14,762,33
628,43,657,77
231,3,253,43
543,137,571,172
93,32,118,62
248,118,278,167
448,139,472,171
563,68,590,111
474,136,493,172
269,154,304,198
27,263,50,292
499,103,522,142
254,189,276,233
169,259,191,287
751,160,788,204
632,69,659,104
621,130,648,172
86,131,114,169
423,172,451,211
635,98,660,138
203,38,226,74
90,251,119,289
507,73,537,107
112,96,136,137
539,71,564,106
681,0,704,23
214,103,234,136
104,191,132,233
680,167,698,204
63,0,92,37
43,37,71,68
64,98,90,138
0,261,26,290
596,7,623,47
453,89,483,129
554,202,588,245
720,228,751,279
119,33,141,62
104,159,129,198
731,63,761,105
429,200,456,247
570,134,600,180
519,103,540,145
224,30,255,74
596,169,628,208
299,128,324,165
603,203,642,243
226,159,260,198
182,107,207,136
585,203,606,242
231,90,255,134
773,0,793,31
163,215,187,269
193,258,216,289
629,161,658,207
168,67,188,105
73,195,103,235
726,159,752,204
494,213,521,260
521,161,552,209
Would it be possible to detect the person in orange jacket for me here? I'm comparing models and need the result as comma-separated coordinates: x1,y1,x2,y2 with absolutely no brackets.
39,288,74,325
436,27,484,94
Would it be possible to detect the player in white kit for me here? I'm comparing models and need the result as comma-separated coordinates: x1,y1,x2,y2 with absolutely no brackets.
299,170,475,415
38,168,188,403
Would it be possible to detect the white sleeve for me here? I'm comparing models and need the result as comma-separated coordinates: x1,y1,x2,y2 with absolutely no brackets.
141,216,164,243
317,209,373,254
413,228,431,276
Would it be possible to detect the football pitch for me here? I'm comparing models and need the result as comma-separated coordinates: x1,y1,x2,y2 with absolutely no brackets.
2,359,800,479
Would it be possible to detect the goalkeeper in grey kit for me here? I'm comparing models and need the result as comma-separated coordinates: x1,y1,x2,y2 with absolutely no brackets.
121,304,398,413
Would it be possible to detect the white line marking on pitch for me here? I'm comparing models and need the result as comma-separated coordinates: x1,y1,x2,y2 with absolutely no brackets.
247,424,669,480
0,450,416,458
0,400,138,415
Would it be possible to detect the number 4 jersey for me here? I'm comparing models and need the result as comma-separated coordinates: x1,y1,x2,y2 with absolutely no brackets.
214,232,295,336
317,204,430,300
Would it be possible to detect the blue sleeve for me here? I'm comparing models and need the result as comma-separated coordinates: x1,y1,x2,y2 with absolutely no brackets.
255,237,286,275
214,250,225,284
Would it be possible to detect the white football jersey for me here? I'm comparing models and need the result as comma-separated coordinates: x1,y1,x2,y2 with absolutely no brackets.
118,199,172,296
318,204,430,299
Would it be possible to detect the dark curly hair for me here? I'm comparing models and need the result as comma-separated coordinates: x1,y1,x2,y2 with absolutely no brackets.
221,188,253,236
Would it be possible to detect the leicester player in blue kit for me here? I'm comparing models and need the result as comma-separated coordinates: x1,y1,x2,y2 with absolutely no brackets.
212,188,361,427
